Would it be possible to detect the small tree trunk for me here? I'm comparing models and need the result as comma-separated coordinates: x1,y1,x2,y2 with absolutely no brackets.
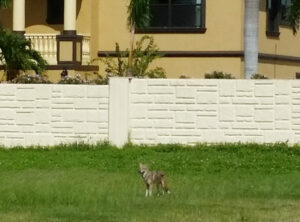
127,20,135,77
6,69,18,81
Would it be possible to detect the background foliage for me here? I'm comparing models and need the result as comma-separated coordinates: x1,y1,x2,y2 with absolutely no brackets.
205,71,235,79
98,35,166,83
0,0,11,8
0,29,47,80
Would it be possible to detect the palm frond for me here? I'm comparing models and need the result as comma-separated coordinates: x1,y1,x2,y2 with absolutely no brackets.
0,29,47,75
288,0,300,33
127,0,151,29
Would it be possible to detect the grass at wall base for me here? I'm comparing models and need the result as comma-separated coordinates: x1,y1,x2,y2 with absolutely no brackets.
1,143,300,221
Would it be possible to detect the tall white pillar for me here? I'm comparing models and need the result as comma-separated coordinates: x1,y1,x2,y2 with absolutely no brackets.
57,0,82,66
64,0,77,33
109,78,131,148
13,0,25,33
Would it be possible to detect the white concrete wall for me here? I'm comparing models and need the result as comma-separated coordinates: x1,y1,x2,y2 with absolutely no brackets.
0,84,109,147
1,79,300,147
130,79,300,145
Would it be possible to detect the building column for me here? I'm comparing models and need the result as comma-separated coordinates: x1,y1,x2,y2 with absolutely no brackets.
64,0,77,34
13,0,25,34
57,0,83,67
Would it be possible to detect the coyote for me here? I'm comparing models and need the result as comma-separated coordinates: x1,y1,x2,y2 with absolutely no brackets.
139,163,170,197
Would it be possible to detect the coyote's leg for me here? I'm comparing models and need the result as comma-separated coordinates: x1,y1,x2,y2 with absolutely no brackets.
162,179,171,194
156,184,161,196
145,184,149,197
149,184,153,196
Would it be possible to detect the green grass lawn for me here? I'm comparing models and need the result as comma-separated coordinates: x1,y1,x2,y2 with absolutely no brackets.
1,143,300,222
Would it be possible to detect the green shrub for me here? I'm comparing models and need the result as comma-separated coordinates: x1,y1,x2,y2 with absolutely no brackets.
179,75,190,79
251,73,269,79
90,74,108,85
205,71,235,79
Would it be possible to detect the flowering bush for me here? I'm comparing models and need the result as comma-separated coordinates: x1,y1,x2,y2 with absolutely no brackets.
11,74,51,84
6,73,108,85
58,75,89,84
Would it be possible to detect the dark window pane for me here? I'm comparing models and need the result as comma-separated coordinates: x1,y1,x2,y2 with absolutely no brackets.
152,0,168,3
267,0,280,33
47,0,64,24
144,0,205,29
171,4,202,27
149,4,169,27
173,0,198,4
281,0,291,24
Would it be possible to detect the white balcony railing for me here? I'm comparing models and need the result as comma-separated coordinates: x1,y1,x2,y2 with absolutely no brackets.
82,35,91,65
25,33,91,65
25,34,57,65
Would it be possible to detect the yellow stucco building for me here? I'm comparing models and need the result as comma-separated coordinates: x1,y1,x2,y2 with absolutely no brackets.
0,0,300,80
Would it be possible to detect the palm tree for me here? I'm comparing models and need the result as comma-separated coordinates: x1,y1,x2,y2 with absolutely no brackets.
244,0,260,79
0,28,47,80
127,0,150,76
0,1,47,81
